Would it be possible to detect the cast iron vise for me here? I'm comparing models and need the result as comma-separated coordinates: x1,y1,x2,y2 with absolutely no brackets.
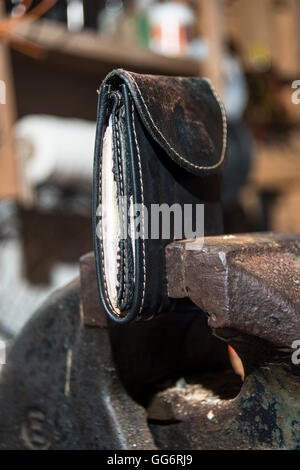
0,233,299,449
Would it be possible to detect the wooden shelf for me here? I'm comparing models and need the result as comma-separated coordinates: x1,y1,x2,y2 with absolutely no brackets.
9,19,201,122
16,19,200,78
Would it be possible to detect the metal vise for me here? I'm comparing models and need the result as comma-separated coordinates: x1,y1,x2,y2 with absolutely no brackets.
0,233,299,450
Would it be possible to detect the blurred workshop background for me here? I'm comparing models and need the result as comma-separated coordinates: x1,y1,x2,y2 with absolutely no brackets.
1,0,300,341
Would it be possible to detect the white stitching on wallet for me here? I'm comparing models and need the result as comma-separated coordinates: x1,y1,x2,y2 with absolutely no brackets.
205,78,228,169
131,104,146,314
125,72,227,172
114,115,127,306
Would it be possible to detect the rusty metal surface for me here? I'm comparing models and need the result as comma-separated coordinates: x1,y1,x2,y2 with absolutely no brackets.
1,232,300,449
149,363,300,450
148,231,300,449
166,233,300,350
76,236,300,448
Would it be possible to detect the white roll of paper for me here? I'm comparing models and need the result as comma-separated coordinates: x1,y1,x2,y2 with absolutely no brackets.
15,115,96,186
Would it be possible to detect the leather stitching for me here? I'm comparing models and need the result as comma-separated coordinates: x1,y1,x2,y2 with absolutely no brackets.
114,114,127,306
131,104,146,314
125,72,227,172
98,98,145,317
98,110,122,317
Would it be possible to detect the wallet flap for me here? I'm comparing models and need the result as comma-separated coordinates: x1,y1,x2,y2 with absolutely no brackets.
101,69,227,176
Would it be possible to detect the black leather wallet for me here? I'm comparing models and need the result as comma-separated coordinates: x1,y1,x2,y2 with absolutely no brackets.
93,69,227,323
